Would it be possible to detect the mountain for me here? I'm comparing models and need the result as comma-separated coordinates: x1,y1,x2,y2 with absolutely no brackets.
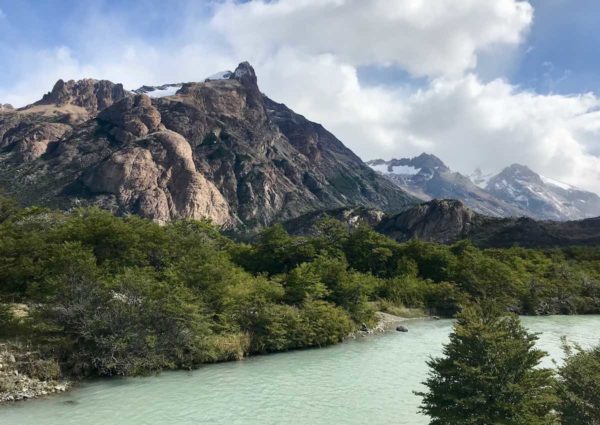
368,154,600,221
0,62,416,229
376,199,600,248
485,164,600,221
367,154,527,218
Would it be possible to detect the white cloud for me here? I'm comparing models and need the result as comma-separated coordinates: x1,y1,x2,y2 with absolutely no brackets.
2,0,600,193
211,0,533,77
249,50,600,192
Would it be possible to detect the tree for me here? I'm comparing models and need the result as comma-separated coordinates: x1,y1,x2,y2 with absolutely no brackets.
283,262,330,305
0,191,19,223
418,304,557,425
557,343,600,424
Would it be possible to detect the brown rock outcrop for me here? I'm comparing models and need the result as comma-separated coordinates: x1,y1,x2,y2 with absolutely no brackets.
97,94,163,143
36,79,129,116
84,130,232,225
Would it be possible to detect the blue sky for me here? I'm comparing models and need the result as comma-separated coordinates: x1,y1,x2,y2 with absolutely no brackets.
1,0,599,95
1,0,600,191
512,0,600,94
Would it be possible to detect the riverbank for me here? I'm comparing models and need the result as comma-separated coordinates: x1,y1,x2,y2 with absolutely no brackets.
0,343,70,403
0,310,426,404
350,308,431,339
2,316,597,425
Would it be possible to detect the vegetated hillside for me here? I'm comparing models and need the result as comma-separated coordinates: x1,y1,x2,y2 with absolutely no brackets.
0,62,416,231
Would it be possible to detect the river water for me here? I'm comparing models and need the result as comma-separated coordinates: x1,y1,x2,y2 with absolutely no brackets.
2,316,599,425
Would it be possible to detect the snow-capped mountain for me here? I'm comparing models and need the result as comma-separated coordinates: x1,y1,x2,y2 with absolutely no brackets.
368,155,600,221
486,164,600,221
367,154,527,217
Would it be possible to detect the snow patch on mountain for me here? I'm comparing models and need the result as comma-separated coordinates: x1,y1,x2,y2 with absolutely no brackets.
540,175,575,191
133,84,182,98
205,71,233,81
391,165,420,175
370,163,420,175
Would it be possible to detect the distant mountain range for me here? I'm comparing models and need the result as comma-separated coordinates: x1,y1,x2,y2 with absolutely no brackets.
367,154,600,221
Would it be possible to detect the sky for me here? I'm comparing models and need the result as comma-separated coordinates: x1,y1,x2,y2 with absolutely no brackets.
1,0,600,192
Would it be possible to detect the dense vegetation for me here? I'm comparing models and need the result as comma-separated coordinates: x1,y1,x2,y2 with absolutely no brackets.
2,194,600,383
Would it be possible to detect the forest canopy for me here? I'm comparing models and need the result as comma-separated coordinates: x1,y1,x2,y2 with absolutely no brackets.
2,194,600,378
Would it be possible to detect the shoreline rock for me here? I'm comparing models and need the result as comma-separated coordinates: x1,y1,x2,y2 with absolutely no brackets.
352,311,427,337
0,344,71,404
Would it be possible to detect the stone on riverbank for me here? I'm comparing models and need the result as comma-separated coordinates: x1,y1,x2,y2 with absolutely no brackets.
0,343,70,404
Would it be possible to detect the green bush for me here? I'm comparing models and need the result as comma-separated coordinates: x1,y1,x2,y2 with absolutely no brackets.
418,304,558,424
558,343,600,424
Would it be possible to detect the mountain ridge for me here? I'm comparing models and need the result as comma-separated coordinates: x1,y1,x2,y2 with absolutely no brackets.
0,62,417,230
367,154,530,218
368,154,600,221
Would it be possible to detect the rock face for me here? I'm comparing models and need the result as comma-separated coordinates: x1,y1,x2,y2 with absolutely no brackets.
377,199,600,248
368,154,529,218
0,63,416,229
486,164,600,221
83,129,232,225
377,199,481,244
36,79,129,116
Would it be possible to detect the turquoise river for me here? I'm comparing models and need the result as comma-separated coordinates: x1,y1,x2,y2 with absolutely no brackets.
2,316,600,425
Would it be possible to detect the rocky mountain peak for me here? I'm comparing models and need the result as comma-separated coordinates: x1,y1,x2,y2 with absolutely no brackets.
232,62,258,87
495,163,544,185
0,64,415,229
367,153,530,218
486,163,600,220
411,153,449,171
367,153,449,176
36,78,129,115
0,103,14,112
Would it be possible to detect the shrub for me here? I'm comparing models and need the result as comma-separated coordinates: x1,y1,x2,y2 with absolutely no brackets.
418,304,557,424
557,343,600,424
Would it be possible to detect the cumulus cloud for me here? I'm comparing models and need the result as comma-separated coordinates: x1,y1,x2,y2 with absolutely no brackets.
249,50,600,192
212,0,533,77
2,0,600,193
